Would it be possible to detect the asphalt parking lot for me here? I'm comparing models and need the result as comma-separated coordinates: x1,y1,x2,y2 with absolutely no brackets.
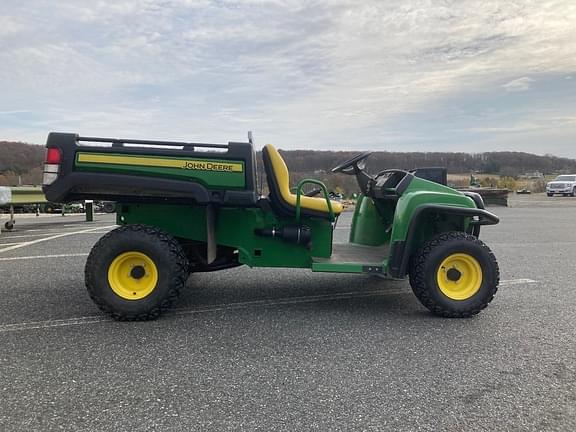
1,195,575,431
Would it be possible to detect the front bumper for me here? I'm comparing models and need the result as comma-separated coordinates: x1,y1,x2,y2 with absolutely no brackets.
547,187,572,194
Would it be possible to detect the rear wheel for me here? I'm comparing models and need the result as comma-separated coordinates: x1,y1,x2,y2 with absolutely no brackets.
409,231,499,318
103,202,116,213
85,224,189,321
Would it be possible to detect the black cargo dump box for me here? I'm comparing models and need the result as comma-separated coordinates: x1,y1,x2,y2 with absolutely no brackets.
43,133,258,206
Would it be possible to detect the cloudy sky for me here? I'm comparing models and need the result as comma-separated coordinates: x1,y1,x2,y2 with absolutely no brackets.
1,0,575,156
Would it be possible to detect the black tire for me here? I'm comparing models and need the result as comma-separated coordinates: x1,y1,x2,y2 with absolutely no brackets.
547,193,553,197
103,202,116,213
4,221,14,230
409,231,499,318
85,224,189,321
572,188,576,197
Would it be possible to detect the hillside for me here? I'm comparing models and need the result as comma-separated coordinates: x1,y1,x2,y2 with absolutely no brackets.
278,150,576,177
278,150,576,194
0,141,45,185
2,141,576,192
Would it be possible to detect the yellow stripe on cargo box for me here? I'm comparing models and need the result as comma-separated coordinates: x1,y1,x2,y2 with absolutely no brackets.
76,153,244,173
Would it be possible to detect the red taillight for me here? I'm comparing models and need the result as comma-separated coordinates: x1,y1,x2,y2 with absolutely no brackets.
45,147,62,164
43,147,62,185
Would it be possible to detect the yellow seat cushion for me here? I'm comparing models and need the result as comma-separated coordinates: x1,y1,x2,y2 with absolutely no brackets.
264,144,343,215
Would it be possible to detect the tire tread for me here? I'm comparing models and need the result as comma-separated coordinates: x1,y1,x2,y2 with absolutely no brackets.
85,224,189,321
409,231,499,318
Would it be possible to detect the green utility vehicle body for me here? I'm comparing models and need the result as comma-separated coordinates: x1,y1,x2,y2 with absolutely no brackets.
43,132,500,320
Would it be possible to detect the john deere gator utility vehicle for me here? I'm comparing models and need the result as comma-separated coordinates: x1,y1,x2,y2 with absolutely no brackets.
42,132,500,320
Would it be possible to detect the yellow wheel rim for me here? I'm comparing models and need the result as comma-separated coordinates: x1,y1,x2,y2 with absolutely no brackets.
437,253,482,300
108,251,158,300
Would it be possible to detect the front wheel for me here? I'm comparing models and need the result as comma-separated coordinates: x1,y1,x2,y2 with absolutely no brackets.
85,224,189,321
409,232,499,318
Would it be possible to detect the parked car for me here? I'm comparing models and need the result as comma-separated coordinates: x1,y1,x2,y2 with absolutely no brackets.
95,201,116,213
546,175,576,197
43,202,63,213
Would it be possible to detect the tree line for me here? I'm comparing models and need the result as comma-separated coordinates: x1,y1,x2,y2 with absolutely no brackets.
1,141,576,191
278,149,576,177
0,142,46,186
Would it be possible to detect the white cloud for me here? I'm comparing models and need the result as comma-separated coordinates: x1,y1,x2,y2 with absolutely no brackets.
502,77,534,92
0,0,575,156
0,16,28,37
0,110,31,115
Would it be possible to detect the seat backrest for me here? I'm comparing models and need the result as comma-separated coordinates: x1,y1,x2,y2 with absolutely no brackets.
262,144,293,217
263,144,290,191
262,144,342,219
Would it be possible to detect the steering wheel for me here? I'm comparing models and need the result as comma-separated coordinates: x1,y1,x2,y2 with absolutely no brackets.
331,151,372,174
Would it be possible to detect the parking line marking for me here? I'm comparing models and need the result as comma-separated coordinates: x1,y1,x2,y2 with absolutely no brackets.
79,231,112,234
0,288,409,333
172,288,409,316
0,316,108,333
0,253,89,262
500,278,537,287
0,242,25,247
0,228,113,239
0,279,539,333
0,233,76,239
20,224,114,232
0,225,115,254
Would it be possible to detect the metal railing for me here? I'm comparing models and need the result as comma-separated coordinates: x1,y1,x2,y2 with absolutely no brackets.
295,179,335,223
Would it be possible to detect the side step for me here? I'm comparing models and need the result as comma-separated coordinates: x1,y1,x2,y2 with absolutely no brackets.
311,243,388,275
